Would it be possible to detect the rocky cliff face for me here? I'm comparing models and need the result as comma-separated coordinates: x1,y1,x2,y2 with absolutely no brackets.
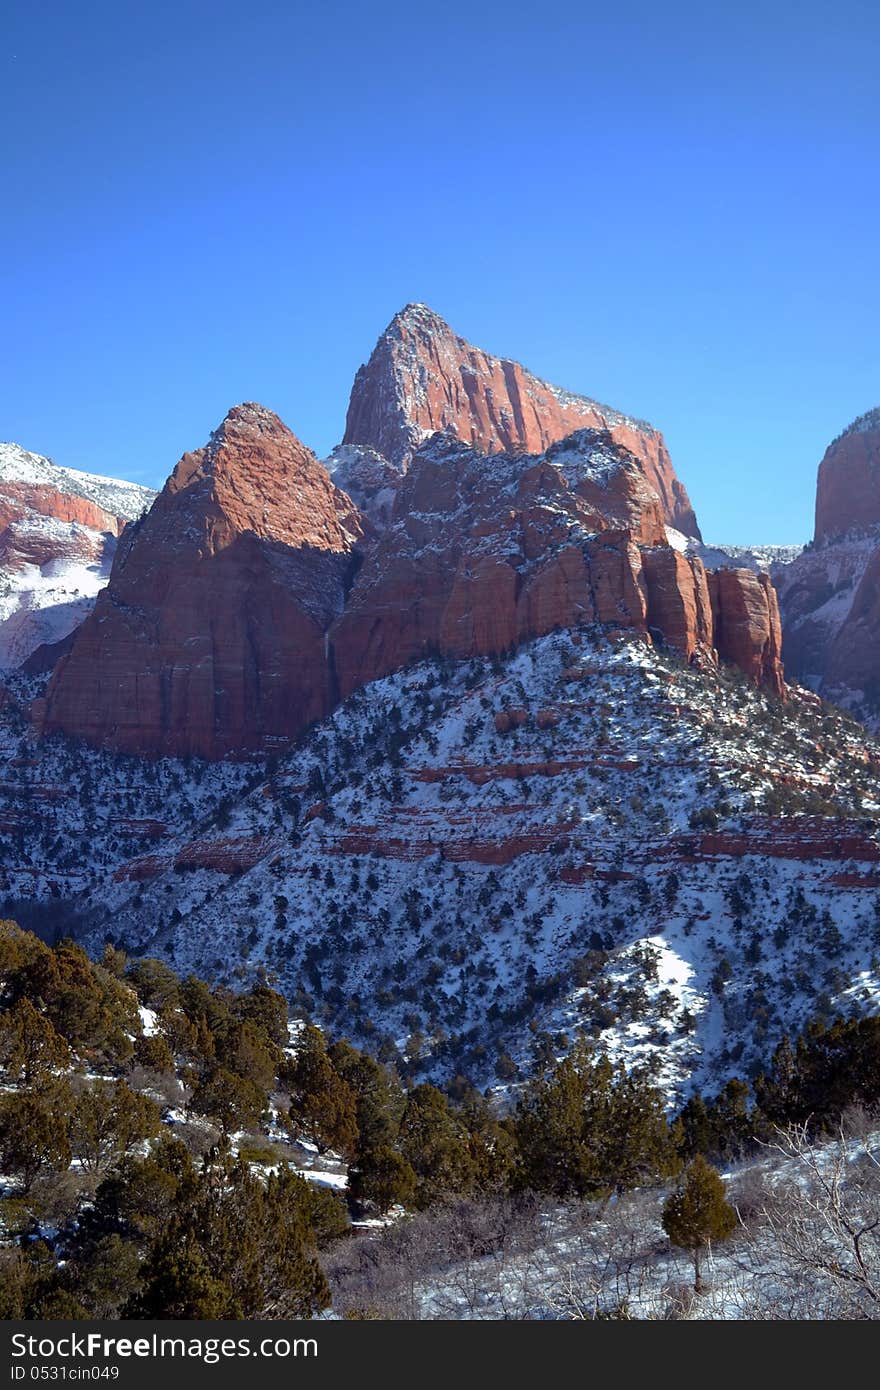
39,405,364,758
323,444,404,532
343,304,702,538
330,428,783,701
40,407,785,757
776,408,880,726
708,568,785,695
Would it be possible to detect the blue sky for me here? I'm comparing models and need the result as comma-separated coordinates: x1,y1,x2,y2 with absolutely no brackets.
3,1,878,543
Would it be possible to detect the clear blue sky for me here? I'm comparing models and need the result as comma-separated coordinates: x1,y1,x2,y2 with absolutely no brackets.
3,1,879,543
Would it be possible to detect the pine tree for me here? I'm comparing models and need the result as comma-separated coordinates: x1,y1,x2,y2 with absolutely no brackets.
191,1066,265,1136
661,1155,737,1292
0,1089,72,1192
396,1084,475,1207
515,1042,676,1198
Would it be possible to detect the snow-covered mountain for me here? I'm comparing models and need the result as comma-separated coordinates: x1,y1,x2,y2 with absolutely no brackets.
0,441,155,524
0,441,156,671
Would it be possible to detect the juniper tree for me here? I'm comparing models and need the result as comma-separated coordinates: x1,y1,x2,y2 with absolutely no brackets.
283,1024,358,1158
0,997,70,1084
661,1154,737,1292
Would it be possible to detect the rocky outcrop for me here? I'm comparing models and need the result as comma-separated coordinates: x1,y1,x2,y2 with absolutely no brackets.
343,304,702,537
709,568,785,697
323,445,404,533
34,329,788,759
0,484,124,538
331,428,784,701
40,404,364,758
641,547,713,658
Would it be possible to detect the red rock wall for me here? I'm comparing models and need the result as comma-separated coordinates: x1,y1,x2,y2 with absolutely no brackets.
0,482,125,537
708,568,785,697
815,415,880,541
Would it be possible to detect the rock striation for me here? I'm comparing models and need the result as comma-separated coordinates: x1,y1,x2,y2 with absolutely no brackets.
37,321,788,757
0,442,156,672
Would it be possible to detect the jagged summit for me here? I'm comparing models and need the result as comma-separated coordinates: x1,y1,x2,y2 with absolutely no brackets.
207,400,289,441
385,302,451,335
343,304,702,538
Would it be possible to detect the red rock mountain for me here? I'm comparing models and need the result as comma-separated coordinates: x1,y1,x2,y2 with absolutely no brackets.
343,304,702,539
39,405,364,758
777,407,880,725
331,428,783,701
38,323,787,759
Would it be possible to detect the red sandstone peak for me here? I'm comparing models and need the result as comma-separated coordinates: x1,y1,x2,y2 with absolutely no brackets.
343,304,702,539
158,401,362,553
814,406,880,542
40,405,365,759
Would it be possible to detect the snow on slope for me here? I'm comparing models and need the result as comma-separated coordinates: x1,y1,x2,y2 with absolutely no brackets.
0,536,112,669
5,627,879,1106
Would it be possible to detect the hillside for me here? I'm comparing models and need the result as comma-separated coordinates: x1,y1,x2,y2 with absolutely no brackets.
4,624,880,1102
1,919,878,1320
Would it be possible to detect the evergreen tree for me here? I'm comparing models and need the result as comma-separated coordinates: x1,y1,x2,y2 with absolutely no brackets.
661,1155,737,1292
191,1066,265,1136
396,1084,475,1207
129,1155,330,1318
284,1025,358,1158
0,1089,72,1192
68,1081,161,1174
515,1042,676,1197
328,1038,405,1152
348,1145,417,1212
0,997,70,1083
132,1032,175,1074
